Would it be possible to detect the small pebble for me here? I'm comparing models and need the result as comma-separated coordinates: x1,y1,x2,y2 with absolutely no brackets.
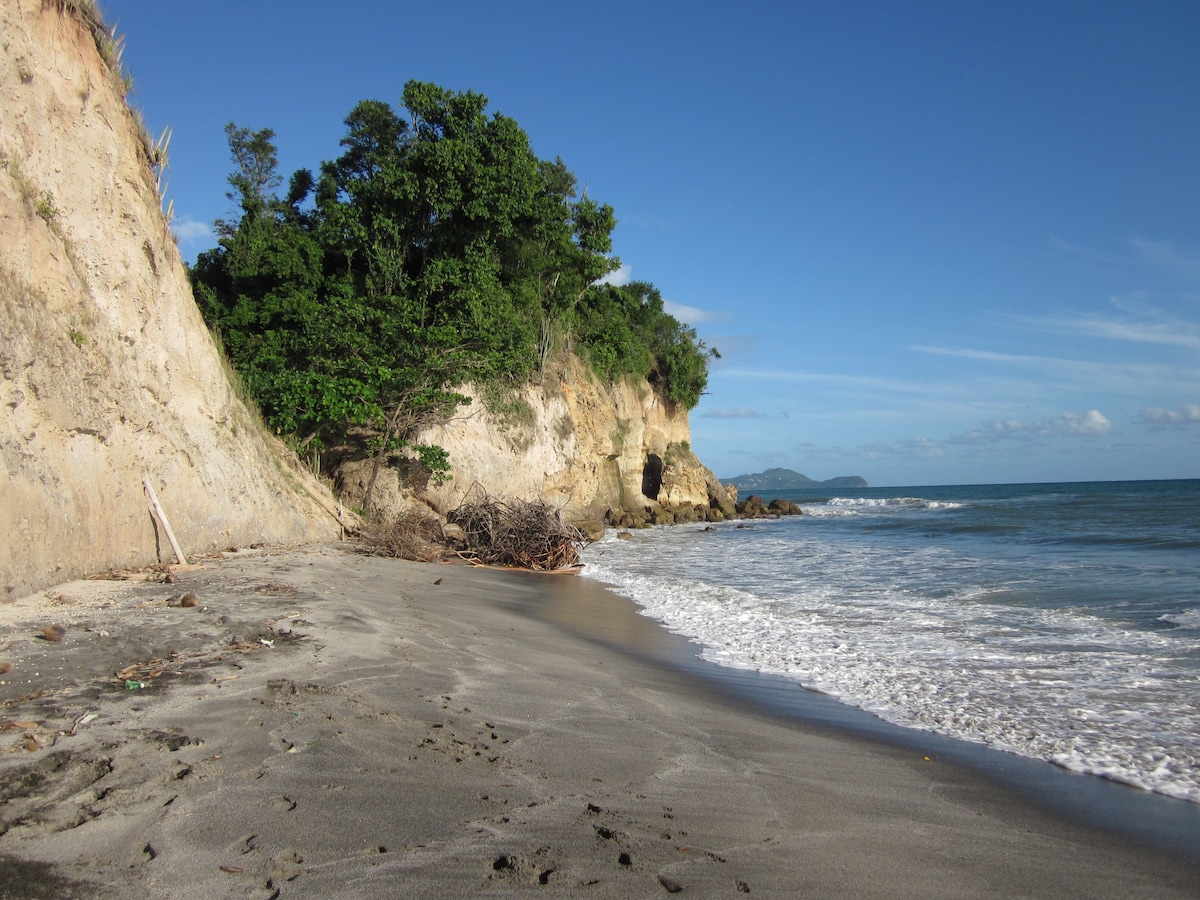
657,873,683,893
41,624,66,642
0,662,12,674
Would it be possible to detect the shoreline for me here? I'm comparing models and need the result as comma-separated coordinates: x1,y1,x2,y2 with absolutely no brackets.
2,544,1198,897
568,568,1200,864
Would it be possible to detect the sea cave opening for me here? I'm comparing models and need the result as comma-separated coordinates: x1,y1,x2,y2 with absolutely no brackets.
642,454,663,501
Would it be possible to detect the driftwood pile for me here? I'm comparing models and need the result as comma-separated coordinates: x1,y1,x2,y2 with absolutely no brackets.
448,498,588,571
361,508,447,563
361,497,590,571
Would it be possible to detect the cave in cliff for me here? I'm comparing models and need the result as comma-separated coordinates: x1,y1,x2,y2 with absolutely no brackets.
641,454,663,501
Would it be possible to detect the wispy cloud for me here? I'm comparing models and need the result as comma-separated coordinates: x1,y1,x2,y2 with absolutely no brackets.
847,410,1113,465
171,215,213,247
1136,403,1200,429
701,407,763,419
1053,236,1200,280
1042,315,1200,348
723,368,936,395
1010,298,1200,349
857,437,945,460
1129,239,1200,278
909,345,1200,396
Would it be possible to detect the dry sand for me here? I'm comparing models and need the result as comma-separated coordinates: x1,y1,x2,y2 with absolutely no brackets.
1,544,1198,899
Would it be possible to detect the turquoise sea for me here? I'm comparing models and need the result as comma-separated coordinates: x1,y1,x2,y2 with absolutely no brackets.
582,480,1200,807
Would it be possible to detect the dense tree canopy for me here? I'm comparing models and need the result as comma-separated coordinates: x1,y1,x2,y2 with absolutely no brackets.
192,81,716,476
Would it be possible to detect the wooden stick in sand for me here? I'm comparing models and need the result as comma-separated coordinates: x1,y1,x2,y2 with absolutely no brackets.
143,477,188,565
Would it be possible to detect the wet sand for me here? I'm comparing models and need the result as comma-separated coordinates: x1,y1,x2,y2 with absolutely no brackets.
1,544,1198,898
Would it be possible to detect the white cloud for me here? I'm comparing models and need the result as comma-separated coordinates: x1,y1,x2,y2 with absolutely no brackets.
597,262,632,286
1137,403,1200,428
171,215,213,246
663,299,727,324
1053,409,1113,436
954,409,1112,441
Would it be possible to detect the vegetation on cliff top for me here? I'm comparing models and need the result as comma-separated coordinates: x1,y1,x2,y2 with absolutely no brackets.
190,81,718,477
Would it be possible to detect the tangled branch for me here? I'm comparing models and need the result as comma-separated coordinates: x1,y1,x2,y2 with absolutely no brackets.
361,508,447,562
449,497,588,571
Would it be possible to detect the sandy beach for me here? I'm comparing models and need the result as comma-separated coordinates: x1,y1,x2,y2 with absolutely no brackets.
1,544,1198,899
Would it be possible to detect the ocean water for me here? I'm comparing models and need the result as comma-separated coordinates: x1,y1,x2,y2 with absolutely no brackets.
581,480,1200,803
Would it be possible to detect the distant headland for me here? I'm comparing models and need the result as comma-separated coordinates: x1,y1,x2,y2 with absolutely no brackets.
723,468,868,490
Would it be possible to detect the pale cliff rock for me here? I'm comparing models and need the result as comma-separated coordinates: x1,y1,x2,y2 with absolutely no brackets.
336,355,734,525
0,0,340,600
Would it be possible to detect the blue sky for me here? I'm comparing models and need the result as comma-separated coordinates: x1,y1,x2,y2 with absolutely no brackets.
105,0,1200,486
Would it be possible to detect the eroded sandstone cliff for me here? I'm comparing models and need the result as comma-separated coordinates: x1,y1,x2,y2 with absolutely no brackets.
0,0,340,600
335,355,734,527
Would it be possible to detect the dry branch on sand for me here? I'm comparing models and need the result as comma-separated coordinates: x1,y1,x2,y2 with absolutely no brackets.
360,496,590,570
447,497,589,571
361,509,447,563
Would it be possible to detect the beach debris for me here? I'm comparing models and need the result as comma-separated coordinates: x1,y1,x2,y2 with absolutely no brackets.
447,495,590,570
125,679,145,691
71,712,98,732
0,661,12,674
40,624,66,642
3,720,40,731
4,732,43,753
143,477,188,565
259,639,274,648
618,851,632,867
361,508,448,562
218,865,245,875
180,592,200,608
657,873,684,893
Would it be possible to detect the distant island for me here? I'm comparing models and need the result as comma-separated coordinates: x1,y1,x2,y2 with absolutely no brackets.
722,468,868,490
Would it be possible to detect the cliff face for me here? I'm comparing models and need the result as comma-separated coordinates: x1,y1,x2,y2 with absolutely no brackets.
0,0,339,600
336,355,732,526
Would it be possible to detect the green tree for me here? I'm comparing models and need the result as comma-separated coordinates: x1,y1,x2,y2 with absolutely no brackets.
191,83,717,508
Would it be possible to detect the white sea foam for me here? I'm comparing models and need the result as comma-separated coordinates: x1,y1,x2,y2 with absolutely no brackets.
825,496,966,510
1160,608,1200,629
804,497,966,517
582,520,1200,803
